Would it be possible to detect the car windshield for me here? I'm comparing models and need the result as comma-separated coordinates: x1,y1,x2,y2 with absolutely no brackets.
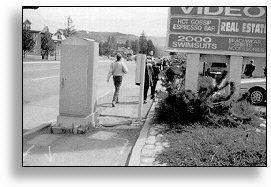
211,63,226,67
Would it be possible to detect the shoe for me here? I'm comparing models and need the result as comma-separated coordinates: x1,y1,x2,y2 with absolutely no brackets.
112,102,116,107
143,100,147,104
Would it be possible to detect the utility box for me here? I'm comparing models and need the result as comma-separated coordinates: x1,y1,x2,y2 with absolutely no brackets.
56,37,98,130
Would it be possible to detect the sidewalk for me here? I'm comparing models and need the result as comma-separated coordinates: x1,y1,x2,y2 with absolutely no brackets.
23,87,154,166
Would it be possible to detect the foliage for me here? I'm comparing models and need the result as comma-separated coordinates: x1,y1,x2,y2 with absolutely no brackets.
154,58,266,166
124,40,132,49
138,31,148,54
99,42,103,56
156,124,266,166
22,26,35,58
64,16,76,38
98,34,156,57
156,60,256,128
131,39,139,54
41,30,54,60
147,40,155,56
99,36,117,57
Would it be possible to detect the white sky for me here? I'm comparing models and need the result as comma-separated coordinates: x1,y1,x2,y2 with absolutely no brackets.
36,7,169,37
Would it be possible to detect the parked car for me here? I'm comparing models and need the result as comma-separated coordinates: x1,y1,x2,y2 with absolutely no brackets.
240,78,266,105
209,62,227,76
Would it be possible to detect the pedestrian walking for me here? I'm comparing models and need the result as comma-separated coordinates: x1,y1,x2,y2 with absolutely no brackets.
244,59,255,78
151,61,161,100
143,61,153,104
107,53,128,107
143,60,160,103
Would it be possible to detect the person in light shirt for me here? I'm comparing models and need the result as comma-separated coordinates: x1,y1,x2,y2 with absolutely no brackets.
107,53,128,107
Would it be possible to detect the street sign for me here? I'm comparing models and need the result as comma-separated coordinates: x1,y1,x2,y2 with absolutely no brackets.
170,7,266,19
166,7,266,57
168,34,266,56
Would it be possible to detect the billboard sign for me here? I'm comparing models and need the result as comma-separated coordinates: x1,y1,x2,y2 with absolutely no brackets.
166,7,266,57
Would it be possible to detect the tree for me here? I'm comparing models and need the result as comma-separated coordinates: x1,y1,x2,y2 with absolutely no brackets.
131,39,139,54
64,16,76,38
108,36,117,51
99,42,103,56
147,40,155,56
102,36,117,57
41,30,54,60
138,31,148,54
23,26,35,58
124,40,131,49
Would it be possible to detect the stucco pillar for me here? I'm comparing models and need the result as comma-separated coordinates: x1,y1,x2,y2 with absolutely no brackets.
229,55,243,96
185,53,200,93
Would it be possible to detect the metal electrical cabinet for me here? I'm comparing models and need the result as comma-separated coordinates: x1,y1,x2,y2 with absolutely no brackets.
57,37,98,128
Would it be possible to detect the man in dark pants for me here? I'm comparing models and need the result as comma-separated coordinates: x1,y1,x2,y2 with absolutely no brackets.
143,62,153,104
244,59,255,78
151,61,161,100
107,53,128,107
143,61,160,103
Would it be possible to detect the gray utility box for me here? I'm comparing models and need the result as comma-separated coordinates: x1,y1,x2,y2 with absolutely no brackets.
56,37,98,129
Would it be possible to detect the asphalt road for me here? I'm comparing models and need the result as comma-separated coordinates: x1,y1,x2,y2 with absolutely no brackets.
23,58,136,130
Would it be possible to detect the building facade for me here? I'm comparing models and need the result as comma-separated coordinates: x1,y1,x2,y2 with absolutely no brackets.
23,10,65,58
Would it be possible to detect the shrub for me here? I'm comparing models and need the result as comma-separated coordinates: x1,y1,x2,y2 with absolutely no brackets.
156,64,256,128
154,62,266,166
155,90,208,125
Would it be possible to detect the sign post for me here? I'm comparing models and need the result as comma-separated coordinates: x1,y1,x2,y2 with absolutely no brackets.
136,54,146,121
185,53,200,92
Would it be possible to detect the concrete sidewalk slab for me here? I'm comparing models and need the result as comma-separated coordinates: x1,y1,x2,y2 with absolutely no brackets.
23,86,155,166
101,105,135,118
99,116,132,127
27,134,62,146
88,131,116,140
23,128,141,166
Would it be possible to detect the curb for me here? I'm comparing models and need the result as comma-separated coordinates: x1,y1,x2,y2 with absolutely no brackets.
23,121,54,138
128,100,156,166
